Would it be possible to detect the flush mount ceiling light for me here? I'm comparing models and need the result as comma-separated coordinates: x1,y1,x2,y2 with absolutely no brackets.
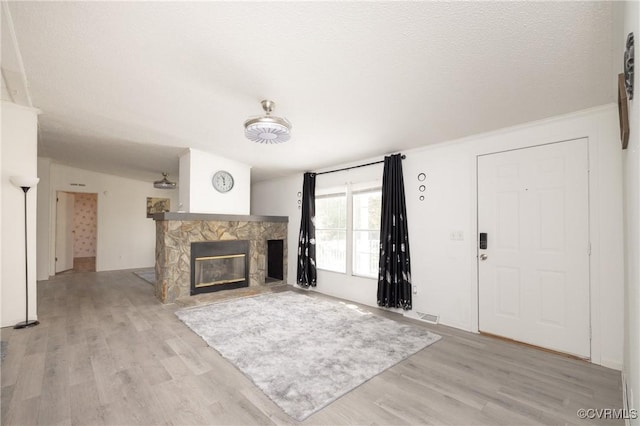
244,100,291,144
153,172,176,189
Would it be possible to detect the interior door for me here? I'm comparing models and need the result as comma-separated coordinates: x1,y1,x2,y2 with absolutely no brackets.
55,191,74,273
477,138,590,358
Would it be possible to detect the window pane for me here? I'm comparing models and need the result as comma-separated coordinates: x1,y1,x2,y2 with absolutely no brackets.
316,230,346,273
353,189,381,278
316,195,347,229
353,230,379,278
353,191,381,230
315,193,347,273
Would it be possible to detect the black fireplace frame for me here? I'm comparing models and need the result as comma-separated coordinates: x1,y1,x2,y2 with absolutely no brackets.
190,240,250,295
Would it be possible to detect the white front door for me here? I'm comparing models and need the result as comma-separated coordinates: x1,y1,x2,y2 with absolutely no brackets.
477,138,590,358
55,191,74,273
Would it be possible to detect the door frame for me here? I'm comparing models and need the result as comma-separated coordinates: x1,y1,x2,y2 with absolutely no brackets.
475,138,591,358
469,135,605,365
49,189,99,276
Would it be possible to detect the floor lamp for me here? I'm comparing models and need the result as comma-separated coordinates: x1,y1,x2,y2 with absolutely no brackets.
10,175,40,329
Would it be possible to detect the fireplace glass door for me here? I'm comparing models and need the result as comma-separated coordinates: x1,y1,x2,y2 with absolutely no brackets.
194,254,246,288
190,240,250,295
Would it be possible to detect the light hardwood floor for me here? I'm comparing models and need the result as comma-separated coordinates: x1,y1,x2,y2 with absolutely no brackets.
1,270,623,425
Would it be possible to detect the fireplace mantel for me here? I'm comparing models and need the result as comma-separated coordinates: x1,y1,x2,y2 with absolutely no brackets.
152,212,287,223
153,213,288,303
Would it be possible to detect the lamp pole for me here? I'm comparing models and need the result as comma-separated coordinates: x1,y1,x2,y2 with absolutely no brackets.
10,176,40,329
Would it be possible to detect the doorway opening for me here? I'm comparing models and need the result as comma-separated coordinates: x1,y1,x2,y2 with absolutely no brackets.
56,191,98,274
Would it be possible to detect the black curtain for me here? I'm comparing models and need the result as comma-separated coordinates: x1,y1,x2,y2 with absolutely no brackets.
297,172,317,287
377,154,412,310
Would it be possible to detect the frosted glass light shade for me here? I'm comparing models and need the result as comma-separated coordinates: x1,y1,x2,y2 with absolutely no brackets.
10,176,39,188
244,121,291,144
244,100,291,144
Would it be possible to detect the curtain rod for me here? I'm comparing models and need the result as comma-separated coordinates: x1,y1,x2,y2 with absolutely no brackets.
315,154,406,176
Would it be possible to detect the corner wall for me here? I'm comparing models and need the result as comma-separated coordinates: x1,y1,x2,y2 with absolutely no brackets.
252,104,624,369
36,162,179,276
36,157,51,280
1,101,39,327
621,0,639,420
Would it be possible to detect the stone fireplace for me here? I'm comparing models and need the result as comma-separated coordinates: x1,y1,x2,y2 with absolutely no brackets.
153,212,288,303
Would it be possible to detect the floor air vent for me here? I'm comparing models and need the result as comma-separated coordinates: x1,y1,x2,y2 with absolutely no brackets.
416,312,439,324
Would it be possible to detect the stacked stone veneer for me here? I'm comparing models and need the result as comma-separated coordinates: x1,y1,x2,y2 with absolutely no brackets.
154,214,288,303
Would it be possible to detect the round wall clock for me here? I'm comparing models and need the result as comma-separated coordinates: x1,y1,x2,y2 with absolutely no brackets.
212,170,234,193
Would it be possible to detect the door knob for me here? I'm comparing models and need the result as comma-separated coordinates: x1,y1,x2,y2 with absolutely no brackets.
480,254,488,261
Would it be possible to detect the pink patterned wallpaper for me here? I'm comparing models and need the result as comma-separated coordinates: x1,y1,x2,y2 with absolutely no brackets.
73,193,97,257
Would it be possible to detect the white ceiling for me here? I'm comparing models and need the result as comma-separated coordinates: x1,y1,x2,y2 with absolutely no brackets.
3,1,617,183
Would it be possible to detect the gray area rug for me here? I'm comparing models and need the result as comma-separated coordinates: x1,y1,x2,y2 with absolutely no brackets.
0,341,7,362
176,291,441,421
133,269,155,285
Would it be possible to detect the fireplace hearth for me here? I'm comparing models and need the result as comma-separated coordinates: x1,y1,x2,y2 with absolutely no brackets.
191,240,249,295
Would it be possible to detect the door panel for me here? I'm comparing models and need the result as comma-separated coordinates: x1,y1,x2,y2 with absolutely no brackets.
496,191,519,249
478,139,590,358
55,192,74,273
495,266,520,318
538,270,566,326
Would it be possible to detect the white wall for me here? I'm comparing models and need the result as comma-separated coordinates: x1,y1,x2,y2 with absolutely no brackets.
36,157,51,280
179,148,251,214
252,105,624,369
37,162,179,276
621,0,639,420
252,172,304,288
1,101,39,327
178,151,190,211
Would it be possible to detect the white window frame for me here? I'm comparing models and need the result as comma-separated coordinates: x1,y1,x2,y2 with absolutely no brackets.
315,181,381,279
315,191,348,273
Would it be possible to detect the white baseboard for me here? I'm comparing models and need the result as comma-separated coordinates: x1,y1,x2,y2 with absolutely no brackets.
600,358,623,371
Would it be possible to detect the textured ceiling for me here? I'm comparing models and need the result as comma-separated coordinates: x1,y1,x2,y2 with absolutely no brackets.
4,1,616,183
